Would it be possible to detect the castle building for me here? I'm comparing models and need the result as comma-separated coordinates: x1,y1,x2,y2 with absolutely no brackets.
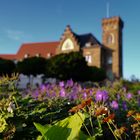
0,16,123,78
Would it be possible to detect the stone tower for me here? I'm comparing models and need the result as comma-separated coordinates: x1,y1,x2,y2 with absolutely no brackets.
102,16,124,78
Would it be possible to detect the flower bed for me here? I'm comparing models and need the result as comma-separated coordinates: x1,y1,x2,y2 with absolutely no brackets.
0,76,140,139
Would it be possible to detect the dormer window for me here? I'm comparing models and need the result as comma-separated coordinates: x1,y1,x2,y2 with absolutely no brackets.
85,42,91,47
24,54,29,58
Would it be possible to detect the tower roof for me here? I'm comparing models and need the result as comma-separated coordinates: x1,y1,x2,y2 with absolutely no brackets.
102,16,124,28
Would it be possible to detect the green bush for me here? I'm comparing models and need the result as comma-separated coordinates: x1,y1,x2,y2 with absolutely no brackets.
46,52,89,81
0,58,16,76
16,57,46,76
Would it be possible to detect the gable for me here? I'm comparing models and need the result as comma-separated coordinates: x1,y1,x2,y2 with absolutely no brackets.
61,38,74,51
56,25,80,54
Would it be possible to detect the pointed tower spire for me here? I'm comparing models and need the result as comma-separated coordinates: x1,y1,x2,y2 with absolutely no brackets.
106,2,110,18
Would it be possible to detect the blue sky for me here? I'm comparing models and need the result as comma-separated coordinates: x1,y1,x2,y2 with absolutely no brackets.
0,0,140,79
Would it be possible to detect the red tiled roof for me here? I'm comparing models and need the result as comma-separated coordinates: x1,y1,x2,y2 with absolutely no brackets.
0,41,60,61
16,41,60,60
0,54,16,60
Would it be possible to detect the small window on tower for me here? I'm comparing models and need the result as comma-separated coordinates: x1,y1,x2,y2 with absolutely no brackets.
107,34,114,44
107,35,112,44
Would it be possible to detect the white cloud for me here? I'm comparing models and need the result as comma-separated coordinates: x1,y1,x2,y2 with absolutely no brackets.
5,29,25,41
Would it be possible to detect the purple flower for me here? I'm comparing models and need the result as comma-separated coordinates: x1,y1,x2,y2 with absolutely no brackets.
95,90,108,102
59,81,65,88
32,90,39,99
110,100,119,110
69,90,78,100
83,92,87,99
122,101,127,110
138,90,140,95
40,85,47,92
89,89,93,96
71,84,82,95
126,93,132,100
66,79,74,87
70,94,78,100
60,88,66,97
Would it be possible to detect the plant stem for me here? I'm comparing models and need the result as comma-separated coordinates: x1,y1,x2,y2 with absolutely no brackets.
77,112,92,137
87,106,94,134
107,122,119,140
97,117,102,129
110,121,122,140
13,96,19,109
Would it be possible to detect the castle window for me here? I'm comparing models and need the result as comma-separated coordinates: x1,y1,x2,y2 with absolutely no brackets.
85,55,92,63
107,34,114,44
107,56,112,64
61,38,74,51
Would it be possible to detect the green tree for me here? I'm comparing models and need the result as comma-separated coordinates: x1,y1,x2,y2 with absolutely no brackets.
46,52,106,82
16,57,47,84
46,52,88,81
17,57,47,76
0,58,16,76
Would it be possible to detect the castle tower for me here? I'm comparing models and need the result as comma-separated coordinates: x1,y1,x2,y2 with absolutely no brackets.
102,16,124,78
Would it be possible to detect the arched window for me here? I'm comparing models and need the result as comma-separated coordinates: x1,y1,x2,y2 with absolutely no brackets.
61,38,74,51
107,34,114,44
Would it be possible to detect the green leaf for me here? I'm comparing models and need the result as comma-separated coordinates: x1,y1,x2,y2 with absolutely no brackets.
0,117,7,133
34,112,86,140
36,135,43,140
34,123,51,136
45,112,85,140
